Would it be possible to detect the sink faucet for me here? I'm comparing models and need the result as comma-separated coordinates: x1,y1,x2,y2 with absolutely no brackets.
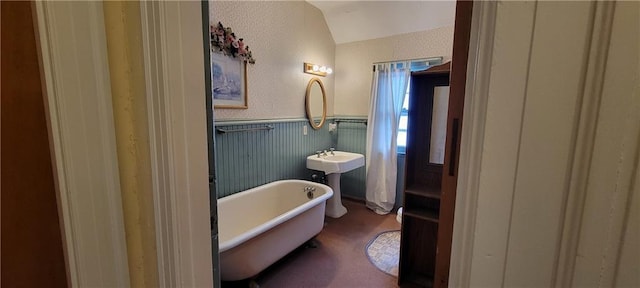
323,150,328,156
316,150,322,158
329,148,335,155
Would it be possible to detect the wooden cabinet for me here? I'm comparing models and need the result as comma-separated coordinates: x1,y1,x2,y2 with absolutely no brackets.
398,63,450,287
398,2,472,287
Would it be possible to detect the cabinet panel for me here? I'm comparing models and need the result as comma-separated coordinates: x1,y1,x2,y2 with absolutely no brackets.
399,217,438,287
404,193,440,223
405,73,450,194
399,64,450,287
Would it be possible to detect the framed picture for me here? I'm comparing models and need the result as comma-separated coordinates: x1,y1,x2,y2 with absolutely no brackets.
211,51,248,109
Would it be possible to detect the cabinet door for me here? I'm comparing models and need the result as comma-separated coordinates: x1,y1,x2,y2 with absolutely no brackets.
400,71,450,287
405,74,450,193
399,217,439,286
433,1,474,287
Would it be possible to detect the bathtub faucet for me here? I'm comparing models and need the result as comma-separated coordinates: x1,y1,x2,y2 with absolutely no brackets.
304,186,316,199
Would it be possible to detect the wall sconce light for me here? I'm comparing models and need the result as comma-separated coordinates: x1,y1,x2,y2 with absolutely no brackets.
304,62,333,77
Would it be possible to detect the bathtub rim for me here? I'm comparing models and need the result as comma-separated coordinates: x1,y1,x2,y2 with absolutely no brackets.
217,179,333,252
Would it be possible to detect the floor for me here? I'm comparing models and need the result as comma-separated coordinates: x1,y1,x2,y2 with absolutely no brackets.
222,198,401,288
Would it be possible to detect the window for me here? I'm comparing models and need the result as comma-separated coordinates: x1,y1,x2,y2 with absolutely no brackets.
397,59,441,153
397,80,410,153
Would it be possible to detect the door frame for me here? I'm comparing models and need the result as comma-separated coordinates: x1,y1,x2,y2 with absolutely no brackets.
448,1,497,286
38,1,637,287
36,0,497,287
34,1,130,286
35,1,215,287
139,1,214,287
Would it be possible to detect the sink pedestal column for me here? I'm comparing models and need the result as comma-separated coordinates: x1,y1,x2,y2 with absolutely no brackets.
325,173,347,218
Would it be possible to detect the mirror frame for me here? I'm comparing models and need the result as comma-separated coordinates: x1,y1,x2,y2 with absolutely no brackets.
305,77,327,130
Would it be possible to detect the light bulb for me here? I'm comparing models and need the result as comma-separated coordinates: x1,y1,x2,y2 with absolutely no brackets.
319,66,327,73
326,68,333,74
312,65,319,71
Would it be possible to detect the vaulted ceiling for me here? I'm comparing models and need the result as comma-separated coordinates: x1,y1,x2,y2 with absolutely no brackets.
307,1,456,44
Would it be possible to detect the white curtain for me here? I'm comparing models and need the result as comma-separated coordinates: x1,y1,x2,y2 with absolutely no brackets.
365,62,411,215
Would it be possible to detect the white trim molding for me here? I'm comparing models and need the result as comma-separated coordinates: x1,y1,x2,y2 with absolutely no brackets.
140,1,214,287
553,2,617,286
449,1,496,287
34,1,130,287
567,1,640,286
451,1,640,287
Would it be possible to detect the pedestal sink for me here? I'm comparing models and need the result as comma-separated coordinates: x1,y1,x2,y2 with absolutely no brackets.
307,150,365,218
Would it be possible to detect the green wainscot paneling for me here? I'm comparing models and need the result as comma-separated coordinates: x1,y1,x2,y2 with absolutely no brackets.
213,117,403,208
214,119,332,198
334,121,367,200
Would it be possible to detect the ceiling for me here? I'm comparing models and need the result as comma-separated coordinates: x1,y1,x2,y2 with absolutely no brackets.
307,1,457,44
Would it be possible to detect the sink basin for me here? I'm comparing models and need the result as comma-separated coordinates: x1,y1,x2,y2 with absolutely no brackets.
306,151,365,175
307,151,365,218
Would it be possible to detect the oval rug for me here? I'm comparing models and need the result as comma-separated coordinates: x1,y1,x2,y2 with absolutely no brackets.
365,230,400,277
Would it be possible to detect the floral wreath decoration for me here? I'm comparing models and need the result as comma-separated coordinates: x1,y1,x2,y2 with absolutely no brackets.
210,22,256,64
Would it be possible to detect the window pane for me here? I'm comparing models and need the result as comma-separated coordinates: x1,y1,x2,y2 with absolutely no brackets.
411,61,430,71
398,79,410,151
402,95,409,110
399,116,408,130
403,80,410,110
397,131,407,147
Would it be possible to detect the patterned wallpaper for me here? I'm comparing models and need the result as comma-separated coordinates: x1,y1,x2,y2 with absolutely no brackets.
210,1,335,120
334,26,455,116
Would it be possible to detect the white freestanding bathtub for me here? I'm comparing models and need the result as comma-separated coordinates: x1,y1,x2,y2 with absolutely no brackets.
217,180,333,281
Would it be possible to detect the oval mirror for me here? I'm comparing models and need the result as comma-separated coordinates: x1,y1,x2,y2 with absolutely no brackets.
305,78,326,130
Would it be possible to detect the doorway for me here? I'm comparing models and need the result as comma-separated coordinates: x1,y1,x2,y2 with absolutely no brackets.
206,3,472,286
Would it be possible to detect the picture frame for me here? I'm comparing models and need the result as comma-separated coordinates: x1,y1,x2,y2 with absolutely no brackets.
211,51,248,109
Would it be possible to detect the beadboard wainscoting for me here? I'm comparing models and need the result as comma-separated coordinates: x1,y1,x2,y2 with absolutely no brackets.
214,119,332,197
334,120,367,199
214,117,404,208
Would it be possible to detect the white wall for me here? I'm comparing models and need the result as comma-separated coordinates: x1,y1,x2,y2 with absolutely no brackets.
462,1,640,287
210,1,335,120
334,26,454,116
